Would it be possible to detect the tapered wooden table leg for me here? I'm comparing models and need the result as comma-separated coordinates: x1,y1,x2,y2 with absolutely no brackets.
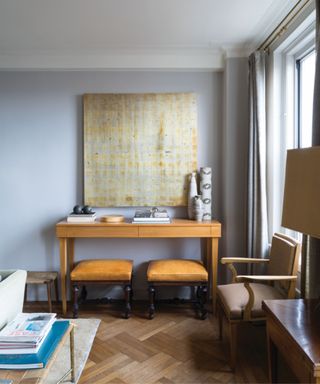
60,238,68,316
68,238,75,304
209,237,219,314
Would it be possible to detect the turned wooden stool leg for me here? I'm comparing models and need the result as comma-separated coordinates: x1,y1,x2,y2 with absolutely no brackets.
123,284,131,319
46,282,52,313
130,279,133,303
148,285,155,319
195,285,207,320
195,286,201,312
73,284,79,319
80,285,88,303
199,285,207,320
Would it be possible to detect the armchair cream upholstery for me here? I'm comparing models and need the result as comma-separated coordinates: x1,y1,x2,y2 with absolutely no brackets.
217,233,300,370
0,270,27,330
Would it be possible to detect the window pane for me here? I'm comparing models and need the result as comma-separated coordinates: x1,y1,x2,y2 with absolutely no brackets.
299,51,316,148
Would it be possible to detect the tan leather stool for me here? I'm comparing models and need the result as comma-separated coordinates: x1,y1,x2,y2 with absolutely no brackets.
70,259,133,319
25,271,59,313
147,259,208,320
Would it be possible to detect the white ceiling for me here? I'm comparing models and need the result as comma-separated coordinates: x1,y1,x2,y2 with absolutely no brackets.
0,0,300,70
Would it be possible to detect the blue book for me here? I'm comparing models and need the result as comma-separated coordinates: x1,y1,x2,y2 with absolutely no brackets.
0,321,70,369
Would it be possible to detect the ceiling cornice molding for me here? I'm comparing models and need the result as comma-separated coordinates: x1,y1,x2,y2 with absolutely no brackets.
222,44,252,59
0,48,225,71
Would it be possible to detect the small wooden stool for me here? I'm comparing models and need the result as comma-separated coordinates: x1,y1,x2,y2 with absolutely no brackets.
147,259,208,320
25,271,59,313
70,259,133,319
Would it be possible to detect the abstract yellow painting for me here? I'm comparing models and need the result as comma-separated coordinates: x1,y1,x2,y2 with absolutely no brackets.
84,93,198,207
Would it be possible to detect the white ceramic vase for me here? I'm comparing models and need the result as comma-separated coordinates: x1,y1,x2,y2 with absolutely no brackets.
192,195,204,221
188,172,198,219
200,167,212,221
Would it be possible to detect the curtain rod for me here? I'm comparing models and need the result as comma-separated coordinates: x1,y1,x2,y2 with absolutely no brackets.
258,0,313,51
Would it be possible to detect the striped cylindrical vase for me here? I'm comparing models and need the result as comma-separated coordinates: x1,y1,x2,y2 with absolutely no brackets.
200,167,212,221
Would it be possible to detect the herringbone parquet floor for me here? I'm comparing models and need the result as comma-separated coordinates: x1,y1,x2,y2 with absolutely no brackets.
76,302,268,384
25,301,295,384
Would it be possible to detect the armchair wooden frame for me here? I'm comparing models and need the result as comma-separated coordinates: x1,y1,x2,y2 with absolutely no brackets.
216,233,301,370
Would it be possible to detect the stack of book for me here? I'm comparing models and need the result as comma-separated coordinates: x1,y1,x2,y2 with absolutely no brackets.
67,212,96,223
0,313,69,369
132,208,170,224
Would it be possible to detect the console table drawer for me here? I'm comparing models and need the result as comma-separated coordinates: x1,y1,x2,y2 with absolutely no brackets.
139,226,211,238
57,225,139,238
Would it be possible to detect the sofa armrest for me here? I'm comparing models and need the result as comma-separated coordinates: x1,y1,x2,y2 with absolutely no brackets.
0,270,27,330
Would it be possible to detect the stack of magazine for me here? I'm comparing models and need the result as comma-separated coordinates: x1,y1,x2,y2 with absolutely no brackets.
132,208,170,224
0,313,69,369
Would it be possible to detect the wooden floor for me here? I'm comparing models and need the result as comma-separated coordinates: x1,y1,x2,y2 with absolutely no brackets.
24,300,283,384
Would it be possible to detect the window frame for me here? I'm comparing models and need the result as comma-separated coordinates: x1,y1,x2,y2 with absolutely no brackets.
266,13,316,295
295,48,316,148
267,19,316,239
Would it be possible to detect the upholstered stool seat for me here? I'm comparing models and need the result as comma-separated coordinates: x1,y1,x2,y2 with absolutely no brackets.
147,259,208,320
71,260,133,281
71,259,133,319
147,260,208,282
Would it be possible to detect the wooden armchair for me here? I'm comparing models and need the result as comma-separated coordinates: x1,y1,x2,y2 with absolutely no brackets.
216,233,301,370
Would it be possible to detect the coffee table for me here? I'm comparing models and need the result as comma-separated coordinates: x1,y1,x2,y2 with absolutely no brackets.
0,323,75,384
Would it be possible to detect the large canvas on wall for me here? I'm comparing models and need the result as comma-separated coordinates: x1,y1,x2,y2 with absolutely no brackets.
84,93,198,207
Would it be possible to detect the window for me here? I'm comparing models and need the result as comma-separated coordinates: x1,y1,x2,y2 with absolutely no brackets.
267,10,316,291
296,50,316,149
267,12,316,239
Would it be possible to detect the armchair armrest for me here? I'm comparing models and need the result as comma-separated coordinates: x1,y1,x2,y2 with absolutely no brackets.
221,257,270,283
221,257,270,264
236,275,297,283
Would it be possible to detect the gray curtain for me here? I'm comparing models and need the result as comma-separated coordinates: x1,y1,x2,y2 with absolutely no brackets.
301,0,320,299
247,51,269,263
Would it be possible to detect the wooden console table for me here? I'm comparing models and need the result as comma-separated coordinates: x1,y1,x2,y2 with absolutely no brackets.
262,299,320,383
56,219,221,316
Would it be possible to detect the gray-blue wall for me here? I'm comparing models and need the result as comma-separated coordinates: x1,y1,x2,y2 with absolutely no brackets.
0,67,248,300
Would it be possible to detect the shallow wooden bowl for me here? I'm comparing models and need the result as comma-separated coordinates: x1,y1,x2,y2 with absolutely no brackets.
101,215,125,223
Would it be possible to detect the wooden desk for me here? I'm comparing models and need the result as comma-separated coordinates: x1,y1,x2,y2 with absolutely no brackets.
262,299,320,384
56,219,221,316
0,323,75,384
